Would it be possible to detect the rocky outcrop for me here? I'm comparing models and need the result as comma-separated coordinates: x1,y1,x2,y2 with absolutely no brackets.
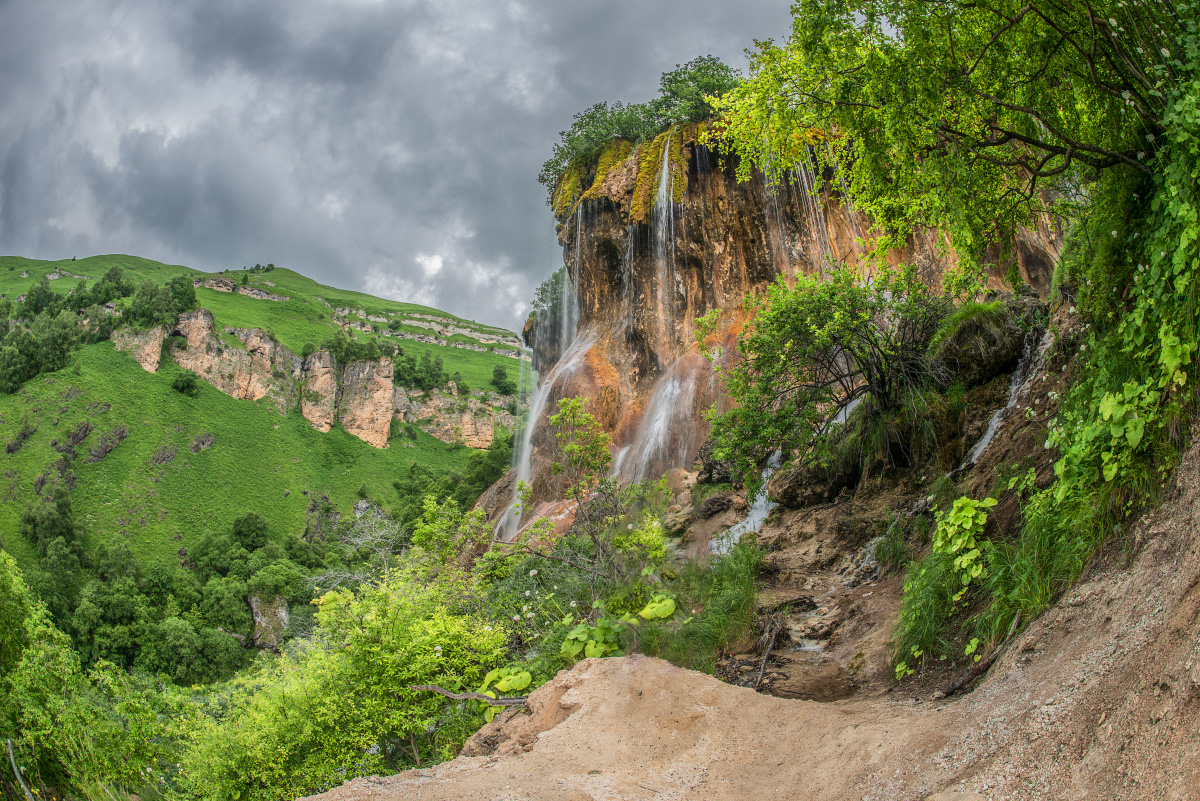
394,383,516,449
170,310,300,414
301,349,341,432
112,326,165,372
195,276,288,301
339,358,394,448
249,595,289,651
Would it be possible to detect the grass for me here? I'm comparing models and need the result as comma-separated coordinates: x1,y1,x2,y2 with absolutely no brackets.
637,542,762,673
0,341,472,573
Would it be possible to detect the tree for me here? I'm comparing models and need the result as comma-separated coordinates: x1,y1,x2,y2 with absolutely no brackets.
711,0,1183,263
231,512,270,551
654,55,742,123
707,265,948,484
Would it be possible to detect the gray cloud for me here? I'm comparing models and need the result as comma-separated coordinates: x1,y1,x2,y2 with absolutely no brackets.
0,0,793,330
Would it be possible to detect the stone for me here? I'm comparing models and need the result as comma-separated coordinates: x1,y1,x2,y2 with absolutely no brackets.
249,595,290,651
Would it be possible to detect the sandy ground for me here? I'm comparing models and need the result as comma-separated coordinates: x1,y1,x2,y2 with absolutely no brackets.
304,434,1200,801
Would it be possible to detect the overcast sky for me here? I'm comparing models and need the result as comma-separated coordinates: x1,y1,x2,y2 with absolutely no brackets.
0,0,794,330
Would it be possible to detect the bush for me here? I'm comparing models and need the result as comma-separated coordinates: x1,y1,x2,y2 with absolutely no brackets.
708,264,949,488
172,370,199,397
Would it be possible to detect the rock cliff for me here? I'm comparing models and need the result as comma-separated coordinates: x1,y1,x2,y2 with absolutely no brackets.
498,127,1062,522
111,310,513,451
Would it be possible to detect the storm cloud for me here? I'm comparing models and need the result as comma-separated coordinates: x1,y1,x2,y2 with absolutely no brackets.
0,0,793,330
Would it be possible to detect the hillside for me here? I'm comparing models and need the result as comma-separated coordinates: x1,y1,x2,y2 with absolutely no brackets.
0,253,525,572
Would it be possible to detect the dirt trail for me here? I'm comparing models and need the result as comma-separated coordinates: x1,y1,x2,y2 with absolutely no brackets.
306,437,1200,800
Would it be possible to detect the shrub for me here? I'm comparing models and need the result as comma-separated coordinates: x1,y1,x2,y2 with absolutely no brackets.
172,370,199,397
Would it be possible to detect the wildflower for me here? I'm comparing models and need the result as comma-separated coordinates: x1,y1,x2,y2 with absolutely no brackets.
434,645,442,652
553,585,558,590
1112,230,1118,237
627,523,634,530
570,600,577,607
524,590,531,597
529,569,538,577
525,612,534,619
1162,48,1171,57
1044,440,1051,449
1108,17,1117,26
513,615,520,621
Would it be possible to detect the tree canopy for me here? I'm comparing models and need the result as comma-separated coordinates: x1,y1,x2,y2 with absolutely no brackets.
711,0,1185,262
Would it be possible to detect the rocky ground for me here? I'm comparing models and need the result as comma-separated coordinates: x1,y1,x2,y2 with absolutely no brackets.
308,428,1200,800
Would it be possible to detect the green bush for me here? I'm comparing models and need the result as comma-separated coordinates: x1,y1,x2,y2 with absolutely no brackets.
171,370,199,396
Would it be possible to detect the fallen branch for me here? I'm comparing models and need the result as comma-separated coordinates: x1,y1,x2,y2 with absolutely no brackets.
934,611,1023,700
754,615,784,690
409,685,529,706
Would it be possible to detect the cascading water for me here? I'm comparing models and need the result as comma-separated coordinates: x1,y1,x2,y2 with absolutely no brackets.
498,333,593,541
615,354,699,483
789,154,833,263
711,450,783,556
653,126,679,349
958,329,1051,470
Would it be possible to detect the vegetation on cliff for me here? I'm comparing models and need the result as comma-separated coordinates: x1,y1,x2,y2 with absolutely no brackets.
711,0,1200,674
542,55,739,216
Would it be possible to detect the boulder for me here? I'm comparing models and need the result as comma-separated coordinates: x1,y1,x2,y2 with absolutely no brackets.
768,458,859,510
249,595,290,651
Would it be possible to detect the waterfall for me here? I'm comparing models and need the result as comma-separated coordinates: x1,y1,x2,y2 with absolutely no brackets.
711,450,783,556
498,333,593,541
616,362,697,483
790,155,833,264
653,126,679,349
957,329,1051,470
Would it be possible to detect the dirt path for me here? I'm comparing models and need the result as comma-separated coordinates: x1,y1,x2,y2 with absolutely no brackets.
305,438,1200,800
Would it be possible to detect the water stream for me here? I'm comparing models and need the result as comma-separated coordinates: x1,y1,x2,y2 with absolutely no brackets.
958,329,1050,470
710,450,783,556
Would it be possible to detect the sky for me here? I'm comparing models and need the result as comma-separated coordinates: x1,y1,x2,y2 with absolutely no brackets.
0,0,795,331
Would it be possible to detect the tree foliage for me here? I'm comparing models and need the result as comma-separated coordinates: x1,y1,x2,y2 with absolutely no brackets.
711,0,1186,262
539,55,742,195
709,265,949,483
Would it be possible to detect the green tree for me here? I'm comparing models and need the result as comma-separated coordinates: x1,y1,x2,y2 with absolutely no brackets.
231,512,270,550
708,265,948,484
711,0,1180,263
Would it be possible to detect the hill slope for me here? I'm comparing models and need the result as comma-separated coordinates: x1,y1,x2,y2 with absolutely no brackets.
0,254,525,572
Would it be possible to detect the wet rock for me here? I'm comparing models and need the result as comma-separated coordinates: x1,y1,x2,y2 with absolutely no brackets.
696,438,741,487
700,492,734,517
765,656,856,702
663,505,695,536
769,458,859,510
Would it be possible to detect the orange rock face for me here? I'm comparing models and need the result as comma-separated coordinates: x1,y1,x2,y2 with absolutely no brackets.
338,358,394,449
301,349,340,432
111,326,165,372
497,130,1062,520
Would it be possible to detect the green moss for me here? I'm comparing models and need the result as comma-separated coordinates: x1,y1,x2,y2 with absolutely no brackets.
581,140,633,202
552,162,585,218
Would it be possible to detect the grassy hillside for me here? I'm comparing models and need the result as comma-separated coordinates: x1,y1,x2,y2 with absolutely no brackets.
0,254,524,575
0,254,524,390
0,341,471,570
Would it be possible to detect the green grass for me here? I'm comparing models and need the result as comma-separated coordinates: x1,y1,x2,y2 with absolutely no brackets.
0,254,197,298
1,253,526,405
0,342,471,572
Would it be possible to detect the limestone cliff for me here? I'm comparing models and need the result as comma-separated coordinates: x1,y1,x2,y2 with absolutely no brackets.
300,349,341,432
171,310,300,415
111,310,513,451
339,359,394,449
498,127,1061,521
112,326,165,372
394,382,517,449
